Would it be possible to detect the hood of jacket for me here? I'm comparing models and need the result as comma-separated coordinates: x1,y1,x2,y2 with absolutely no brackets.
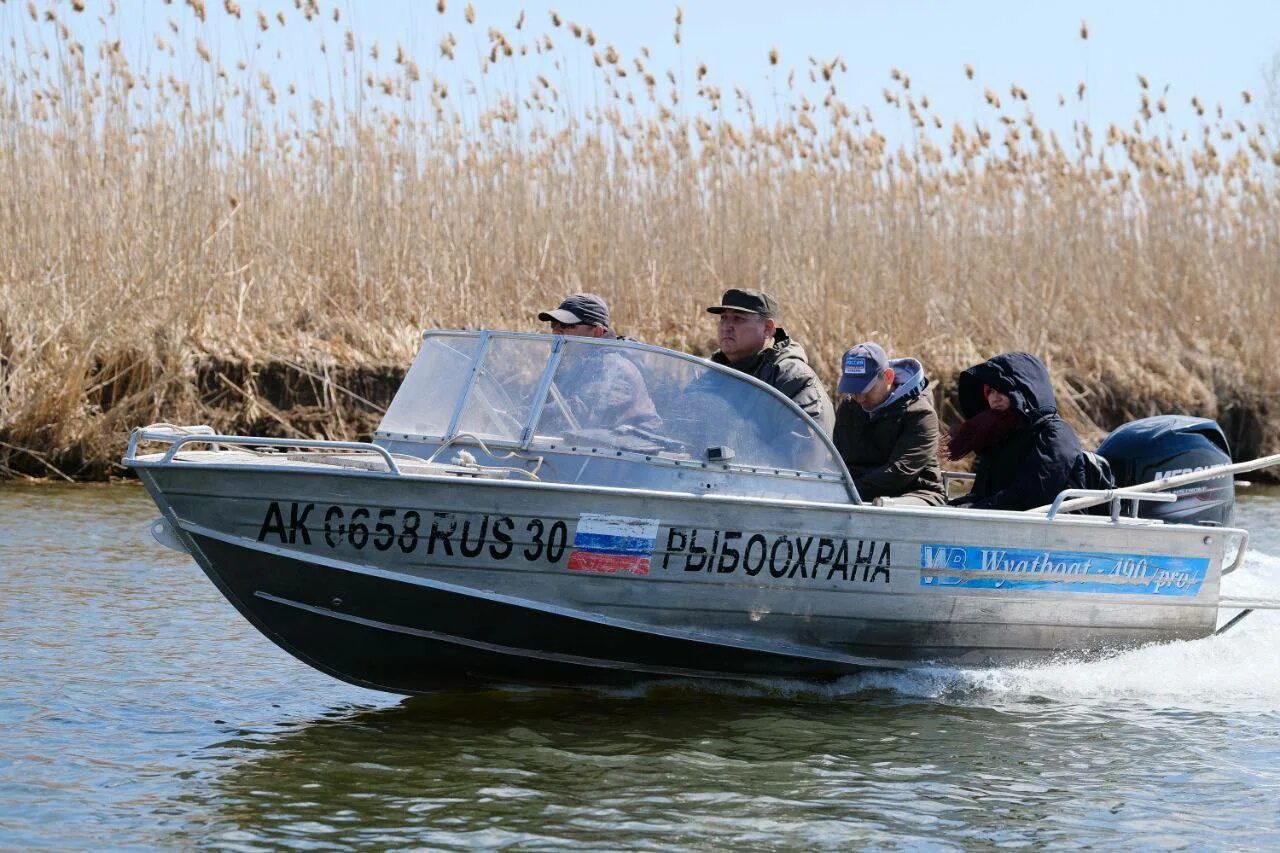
957,351,1058,423
863,357,928,418
767,327,812,366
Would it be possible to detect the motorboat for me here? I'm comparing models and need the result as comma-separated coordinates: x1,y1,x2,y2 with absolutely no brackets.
124,330,1276,694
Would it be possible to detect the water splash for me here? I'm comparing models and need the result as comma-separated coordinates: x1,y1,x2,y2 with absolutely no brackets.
834,549,1280,710
638,549,1280,712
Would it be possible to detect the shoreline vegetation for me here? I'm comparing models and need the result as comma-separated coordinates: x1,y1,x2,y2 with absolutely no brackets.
1,2,1277,482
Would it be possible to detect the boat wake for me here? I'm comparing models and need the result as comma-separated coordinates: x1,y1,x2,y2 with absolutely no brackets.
641,549,1280,711
864,549,1280,709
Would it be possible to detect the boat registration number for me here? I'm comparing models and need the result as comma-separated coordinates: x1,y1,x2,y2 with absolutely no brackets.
256,501,570,562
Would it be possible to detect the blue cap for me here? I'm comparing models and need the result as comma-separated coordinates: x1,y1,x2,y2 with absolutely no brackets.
838,343,889,394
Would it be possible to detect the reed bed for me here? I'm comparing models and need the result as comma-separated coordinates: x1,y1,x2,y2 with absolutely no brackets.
1,2,1277,479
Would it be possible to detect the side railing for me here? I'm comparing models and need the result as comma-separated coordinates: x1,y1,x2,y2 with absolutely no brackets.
1044,488,1176,521
125,425,405,476
1032,457,1272,577
941,471,975,501
1038,486,1250,575
1035,452,1280,517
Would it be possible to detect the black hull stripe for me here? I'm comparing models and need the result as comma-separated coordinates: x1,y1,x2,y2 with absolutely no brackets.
255,591,772,681
178,518,910,670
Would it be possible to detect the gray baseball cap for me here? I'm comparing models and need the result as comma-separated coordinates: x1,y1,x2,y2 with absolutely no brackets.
538,293,611,327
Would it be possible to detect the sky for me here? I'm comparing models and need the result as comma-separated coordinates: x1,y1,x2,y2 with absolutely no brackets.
7,1,1279,147
349,0,1280,140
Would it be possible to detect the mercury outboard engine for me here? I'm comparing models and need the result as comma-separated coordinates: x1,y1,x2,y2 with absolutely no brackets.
1096,415,1234,525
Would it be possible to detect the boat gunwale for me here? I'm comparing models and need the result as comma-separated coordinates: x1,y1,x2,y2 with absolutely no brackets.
173,513,1227,611
124,448,1247,542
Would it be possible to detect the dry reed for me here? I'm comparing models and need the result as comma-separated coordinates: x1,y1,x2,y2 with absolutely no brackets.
0,3,1277,479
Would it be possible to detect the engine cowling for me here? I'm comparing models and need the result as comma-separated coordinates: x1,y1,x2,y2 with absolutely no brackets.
1096,415,1234,525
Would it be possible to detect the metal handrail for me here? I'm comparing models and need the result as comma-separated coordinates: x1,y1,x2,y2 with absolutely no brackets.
941,470,976,501
1221,530,1251,576
132,430,404,476
1045,488,1176,520
125,424,216,460
1033,451,1280,516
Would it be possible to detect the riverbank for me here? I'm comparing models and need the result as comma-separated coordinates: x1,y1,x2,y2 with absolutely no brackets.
3,3,1277,481
2,349,1275,482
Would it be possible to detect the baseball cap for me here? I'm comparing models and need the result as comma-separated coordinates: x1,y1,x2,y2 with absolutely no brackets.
705,288,779,319
538,293,611,328
838,343,889,395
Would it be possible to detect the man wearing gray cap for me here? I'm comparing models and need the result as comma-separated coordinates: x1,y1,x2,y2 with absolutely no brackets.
536,293,660,431
537,293,616,339
706,288,834,432
832,342,945,506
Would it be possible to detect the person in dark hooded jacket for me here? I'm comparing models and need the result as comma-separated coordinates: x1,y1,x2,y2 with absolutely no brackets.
945,351,1086,511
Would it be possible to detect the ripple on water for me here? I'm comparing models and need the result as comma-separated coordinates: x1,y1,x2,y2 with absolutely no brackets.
2,483,1280,849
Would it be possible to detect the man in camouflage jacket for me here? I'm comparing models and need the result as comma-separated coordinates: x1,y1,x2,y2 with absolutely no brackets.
706,288,835,434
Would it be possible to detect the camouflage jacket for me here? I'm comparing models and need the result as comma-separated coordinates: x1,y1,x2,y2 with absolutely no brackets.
711,329,835,433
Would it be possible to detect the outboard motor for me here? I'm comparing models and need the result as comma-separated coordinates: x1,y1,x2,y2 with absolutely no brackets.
1096,415,1234,525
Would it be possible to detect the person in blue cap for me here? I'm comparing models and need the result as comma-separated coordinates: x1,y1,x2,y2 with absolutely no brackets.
831,342,946,505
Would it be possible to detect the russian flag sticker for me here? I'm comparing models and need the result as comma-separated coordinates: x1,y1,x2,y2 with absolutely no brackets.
567,513,660,576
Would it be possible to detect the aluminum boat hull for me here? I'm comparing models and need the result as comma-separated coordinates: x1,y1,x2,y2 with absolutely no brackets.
134,458,1226,694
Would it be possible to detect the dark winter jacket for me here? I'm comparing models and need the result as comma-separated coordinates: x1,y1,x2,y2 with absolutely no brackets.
711,328,835,433
954,351,1085,511
832,358,946,504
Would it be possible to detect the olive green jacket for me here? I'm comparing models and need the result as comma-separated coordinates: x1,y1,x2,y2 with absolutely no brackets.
832,375,946,505
711,329,835,434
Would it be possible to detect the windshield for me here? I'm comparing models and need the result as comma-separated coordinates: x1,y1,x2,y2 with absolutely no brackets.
380,331,843,477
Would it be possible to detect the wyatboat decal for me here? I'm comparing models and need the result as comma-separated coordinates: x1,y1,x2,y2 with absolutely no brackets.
663,526,891,583
919,545,1208,595
567,513,660,576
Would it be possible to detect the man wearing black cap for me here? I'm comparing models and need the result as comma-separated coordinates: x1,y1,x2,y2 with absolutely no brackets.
536,293,660,431
706,288,834,432
832,342,945,505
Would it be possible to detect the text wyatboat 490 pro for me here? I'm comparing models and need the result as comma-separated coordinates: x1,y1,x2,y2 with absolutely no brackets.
125,331,1271,694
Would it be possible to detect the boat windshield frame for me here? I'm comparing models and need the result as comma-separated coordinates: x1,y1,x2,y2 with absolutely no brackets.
376,329,859,502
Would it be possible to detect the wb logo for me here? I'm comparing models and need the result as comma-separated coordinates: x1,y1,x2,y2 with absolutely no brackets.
921,545,967,570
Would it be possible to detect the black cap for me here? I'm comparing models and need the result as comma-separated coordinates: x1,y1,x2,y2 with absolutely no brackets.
705,288,778,319
538,293,611,328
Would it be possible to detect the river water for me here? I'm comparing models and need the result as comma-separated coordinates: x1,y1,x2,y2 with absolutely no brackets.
2,482,1279,849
